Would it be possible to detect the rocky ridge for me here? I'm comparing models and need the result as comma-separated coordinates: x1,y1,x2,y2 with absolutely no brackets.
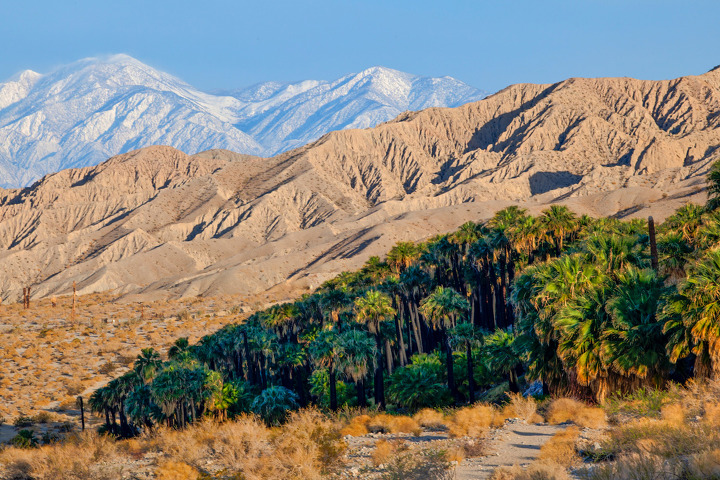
0,67,718,303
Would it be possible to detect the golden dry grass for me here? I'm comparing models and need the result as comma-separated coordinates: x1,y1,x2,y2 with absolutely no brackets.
367,414,422,435
371,439,397,466
413,408,447,429
340,414,371,436
546,398,606,428
447,404,501,438
490,463,571,480
155,461,200,480
0,409,346,480
537,426,581,467
506,393,543,424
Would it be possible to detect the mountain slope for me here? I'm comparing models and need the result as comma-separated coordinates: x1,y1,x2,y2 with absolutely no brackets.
0,68,718,303
0,56,486,188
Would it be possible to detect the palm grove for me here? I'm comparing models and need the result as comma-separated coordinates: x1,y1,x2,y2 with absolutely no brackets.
90,163,720,435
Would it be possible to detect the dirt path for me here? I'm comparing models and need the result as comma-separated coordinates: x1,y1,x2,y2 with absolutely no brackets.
455,421,566,479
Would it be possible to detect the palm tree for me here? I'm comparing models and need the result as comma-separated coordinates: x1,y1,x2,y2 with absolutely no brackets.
354,290,396,408
449,322,484,402
386,241,420,274
420,286,470,402
664,203,706,245
658,233,693,283
337,329,377,407
541,205,577,254
134,348,162,384
484,329,523,393
309,327,342,410
669,249,720,378
319,288,349,328
168,338,191,362
603,268,671,390
554,284,613,400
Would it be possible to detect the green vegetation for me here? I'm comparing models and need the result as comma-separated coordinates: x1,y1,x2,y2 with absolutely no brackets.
90,164,720,435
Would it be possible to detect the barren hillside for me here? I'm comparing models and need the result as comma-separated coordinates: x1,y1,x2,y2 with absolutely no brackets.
1,68,719,303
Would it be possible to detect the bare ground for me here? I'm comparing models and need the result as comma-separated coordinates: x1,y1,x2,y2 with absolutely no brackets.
456,421,567,479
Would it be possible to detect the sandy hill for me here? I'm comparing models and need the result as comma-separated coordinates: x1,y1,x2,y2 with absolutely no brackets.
0,68,718,304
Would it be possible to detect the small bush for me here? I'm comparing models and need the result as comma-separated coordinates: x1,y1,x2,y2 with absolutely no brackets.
660,403,686,425
340,414,370,436
13,416,34,428
490,463,571,480
155,461,200,480
537,426,581,467
10,429,39,448
381,449,454,480
372,439,397,466
368,414,422,435
506,393,543,423
413,408,446,430
33,411,55,424
458,437,487,457
447,404,497,437
546,398,606,428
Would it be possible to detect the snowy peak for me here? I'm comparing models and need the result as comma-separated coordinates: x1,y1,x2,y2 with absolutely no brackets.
0,55,486,187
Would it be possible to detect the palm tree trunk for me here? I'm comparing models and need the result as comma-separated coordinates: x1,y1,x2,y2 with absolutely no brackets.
395,313,408,366
356,379,366,407
508,368,520,393
375,333,385,409
329,364,338,411
385,340,394,375
467,342,476,403
445,331,459,403
410,303,424,354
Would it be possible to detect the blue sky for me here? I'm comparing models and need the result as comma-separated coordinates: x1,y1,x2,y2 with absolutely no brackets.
1,0,717,93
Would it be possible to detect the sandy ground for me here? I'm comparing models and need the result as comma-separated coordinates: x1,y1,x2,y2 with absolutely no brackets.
456,421,567,479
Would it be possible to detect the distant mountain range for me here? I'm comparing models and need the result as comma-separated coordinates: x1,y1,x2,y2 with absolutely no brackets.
0,55,487,187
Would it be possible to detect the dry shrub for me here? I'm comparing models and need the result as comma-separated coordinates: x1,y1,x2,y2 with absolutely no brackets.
367,414,421,435
340,414,370,436
117,438,146,458
275,408,347,474
490,463,571,480
660,403,686,425
546,398,606,428
153,409,345,480
381,449,453,480
506,393,543,424
603,416,720,460
447,404,498,437
446,445,465,463
151,416,271,474
580,453,672,480
537,426,581,467
0,430,124,480
155,461,200,480
372,439,397,466
703,401,720,427
457,436,488,458
687,449,720,478
413,408,446,430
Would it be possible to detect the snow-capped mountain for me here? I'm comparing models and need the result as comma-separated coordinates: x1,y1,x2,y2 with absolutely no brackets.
0,55,486,188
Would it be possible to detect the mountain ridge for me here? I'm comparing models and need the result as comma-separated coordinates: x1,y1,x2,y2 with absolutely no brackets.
0,68,717,304
0,55,486,188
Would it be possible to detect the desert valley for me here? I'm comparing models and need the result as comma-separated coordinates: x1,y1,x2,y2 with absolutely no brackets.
1,34,720,480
